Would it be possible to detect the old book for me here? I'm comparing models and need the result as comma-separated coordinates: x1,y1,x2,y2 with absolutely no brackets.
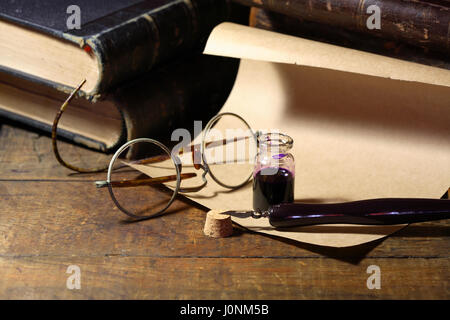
249,7,450,70
0,53,239,152
234,0,450,54
0,0,232,98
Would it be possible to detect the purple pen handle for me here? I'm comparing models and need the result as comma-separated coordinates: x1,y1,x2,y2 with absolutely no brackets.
268,198,450,228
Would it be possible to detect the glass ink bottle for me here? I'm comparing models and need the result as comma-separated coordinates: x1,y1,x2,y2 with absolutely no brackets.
253,132,295,212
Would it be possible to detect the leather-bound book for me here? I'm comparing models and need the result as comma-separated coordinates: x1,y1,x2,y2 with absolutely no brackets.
0,53,239,153
0,0,247,152
0,0,232,98
250,7,450,70
234,0,450,54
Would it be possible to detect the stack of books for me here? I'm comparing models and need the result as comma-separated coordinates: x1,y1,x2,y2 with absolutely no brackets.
0,0,244,152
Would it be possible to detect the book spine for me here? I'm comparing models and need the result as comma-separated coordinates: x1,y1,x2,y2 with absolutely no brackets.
235,0,450,54
250,7,450,69
88,0,231,97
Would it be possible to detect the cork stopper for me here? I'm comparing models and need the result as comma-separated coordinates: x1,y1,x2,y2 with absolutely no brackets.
203,210,233,238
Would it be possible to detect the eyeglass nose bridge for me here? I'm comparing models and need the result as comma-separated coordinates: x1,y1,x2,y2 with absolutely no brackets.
174,148,208,193
179,162,209,193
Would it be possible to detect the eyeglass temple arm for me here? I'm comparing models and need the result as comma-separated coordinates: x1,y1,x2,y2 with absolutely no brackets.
95,172,197,189
133,135,254,166
51,79,109,173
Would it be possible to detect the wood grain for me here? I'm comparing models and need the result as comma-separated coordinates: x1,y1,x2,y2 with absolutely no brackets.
0,123,449,299
0,123,109,179
0,256,448,299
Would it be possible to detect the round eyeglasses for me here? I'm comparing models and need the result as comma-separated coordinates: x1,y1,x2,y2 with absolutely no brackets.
94,112,258,220
52,80,258,220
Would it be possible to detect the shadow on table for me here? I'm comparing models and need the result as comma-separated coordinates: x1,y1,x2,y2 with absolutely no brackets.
171,192,450,265
389,224,449,237
240,228,386,265
237,221,449,265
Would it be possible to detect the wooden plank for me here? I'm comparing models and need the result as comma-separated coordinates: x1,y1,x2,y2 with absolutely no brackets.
1,122,449,300
0,124,110,180
1,181,449,259
0,256,448,299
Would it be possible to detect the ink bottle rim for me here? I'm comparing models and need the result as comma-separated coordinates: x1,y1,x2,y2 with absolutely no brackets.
258,132,293,153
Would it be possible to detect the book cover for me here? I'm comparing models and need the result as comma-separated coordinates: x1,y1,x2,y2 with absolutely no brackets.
0,0,232,98
249,7,450,70
234,0,450,54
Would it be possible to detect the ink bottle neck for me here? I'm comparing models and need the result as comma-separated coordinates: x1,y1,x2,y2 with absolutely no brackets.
254,132,295,175
258,132,293,155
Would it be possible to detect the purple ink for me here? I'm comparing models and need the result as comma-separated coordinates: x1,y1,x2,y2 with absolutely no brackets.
253,167,295,212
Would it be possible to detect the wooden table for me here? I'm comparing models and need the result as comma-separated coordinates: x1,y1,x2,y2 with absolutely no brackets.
0,122,448,299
